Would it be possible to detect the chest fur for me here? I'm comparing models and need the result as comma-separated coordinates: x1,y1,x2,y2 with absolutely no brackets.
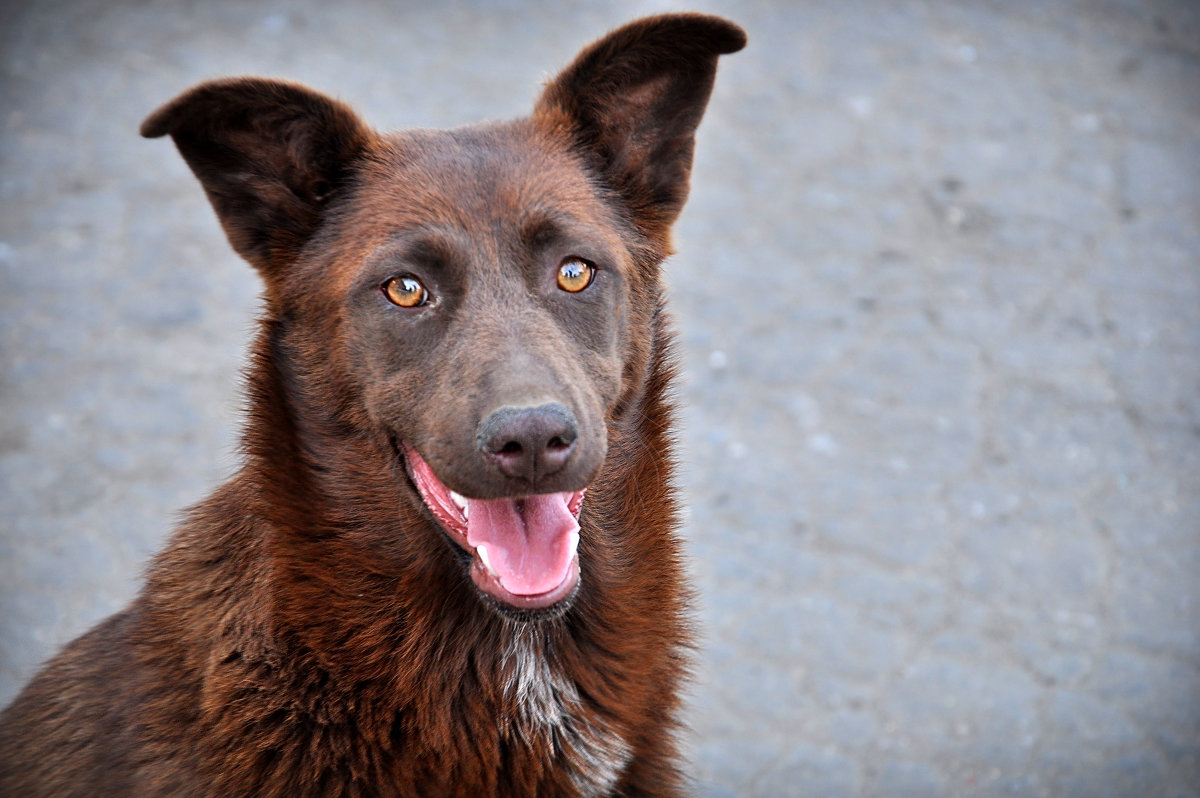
500,632,633,798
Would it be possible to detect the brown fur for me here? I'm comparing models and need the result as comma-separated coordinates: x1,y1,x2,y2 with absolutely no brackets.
0,14,744,797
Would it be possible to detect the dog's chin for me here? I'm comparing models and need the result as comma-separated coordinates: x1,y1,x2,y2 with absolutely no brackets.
401,445,585,620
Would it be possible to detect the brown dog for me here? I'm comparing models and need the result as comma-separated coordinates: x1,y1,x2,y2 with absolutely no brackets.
0,14,744,797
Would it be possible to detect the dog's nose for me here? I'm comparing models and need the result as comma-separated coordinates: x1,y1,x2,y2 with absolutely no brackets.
477,403,578,483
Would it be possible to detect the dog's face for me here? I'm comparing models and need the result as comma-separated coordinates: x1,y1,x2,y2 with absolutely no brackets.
338,125,632,501
142,14,745,616
308,125,644,611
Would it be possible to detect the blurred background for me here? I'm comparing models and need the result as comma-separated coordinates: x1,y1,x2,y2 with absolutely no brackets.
1,1,1197,795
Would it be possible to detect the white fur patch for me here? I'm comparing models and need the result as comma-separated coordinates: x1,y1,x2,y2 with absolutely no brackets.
501,626,632,797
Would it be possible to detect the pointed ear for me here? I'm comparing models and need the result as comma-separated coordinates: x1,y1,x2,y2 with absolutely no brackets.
534,14,745,239
141,78,371,272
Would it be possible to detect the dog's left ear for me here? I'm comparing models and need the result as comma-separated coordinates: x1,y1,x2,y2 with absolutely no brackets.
534,14,746,240
141,78,371,275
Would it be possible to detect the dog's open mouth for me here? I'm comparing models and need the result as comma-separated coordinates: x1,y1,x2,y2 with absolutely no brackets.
404,447,584,611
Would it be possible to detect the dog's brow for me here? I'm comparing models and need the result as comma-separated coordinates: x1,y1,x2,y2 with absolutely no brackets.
518,213,564,249
368,228,468,268
407,235,459,266
518,211,613,253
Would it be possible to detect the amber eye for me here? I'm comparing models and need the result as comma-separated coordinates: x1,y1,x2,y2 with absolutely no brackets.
382,275,428,308
556,258,595,293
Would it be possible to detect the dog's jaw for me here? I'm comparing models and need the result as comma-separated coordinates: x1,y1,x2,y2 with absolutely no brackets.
404,446,585,614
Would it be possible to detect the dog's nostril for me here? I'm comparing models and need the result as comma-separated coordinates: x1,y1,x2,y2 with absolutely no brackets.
477,403,579,483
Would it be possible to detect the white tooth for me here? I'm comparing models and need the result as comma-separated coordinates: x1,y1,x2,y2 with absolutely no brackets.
450,491,469,518
476,544,498,577
568,530,580,558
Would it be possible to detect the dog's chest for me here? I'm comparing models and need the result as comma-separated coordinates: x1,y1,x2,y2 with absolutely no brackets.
502,633,632,797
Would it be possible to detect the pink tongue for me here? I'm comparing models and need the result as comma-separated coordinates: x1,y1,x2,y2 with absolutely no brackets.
466,493,579,596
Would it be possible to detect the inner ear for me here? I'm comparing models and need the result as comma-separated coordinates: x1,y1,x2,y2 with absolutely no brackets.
141,78,372,274
534,13,746,239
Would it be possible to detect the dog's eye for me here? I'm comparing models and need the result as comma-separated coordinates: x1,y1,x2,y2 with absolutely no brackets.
382,275,429,308
556,258,594,293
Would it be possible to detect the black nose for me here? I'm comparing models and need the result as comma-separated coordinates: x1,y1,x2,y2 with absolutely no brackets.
477,403,579,484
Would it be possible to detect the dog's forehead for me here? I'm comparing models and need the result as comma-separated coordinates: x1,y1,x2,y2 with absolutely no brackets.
308,121,640,295
356,122,613,232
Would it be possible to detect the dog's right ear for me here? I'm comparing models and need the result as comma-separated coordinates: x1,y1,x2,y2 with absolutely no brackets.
141,78,371,273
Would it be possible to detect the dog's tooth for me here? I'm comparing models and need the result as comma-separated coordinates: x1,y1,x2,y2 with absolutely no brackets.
568,530,580,558
450,491,469,516
476,545,498,578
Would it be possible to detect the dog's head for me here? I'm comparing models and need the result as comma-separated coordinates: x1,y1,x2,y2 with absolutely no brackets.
142,14,744,618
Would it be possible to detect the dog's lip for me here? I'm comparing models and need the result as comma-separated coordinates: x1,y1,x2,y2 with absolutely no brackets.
400,446,472,550
401,444,585,610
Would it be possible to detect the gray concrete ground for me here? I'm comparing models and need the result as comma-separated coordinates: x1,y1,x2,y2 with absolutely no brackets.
2,0,1198,795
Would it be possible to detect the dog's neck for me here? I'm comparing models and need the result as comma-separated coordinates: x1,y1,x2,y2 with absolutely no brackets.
236,317,385,527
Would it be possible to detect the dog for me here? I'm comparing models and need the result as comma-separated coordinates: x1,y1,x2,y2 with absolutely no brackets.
0,13,744,797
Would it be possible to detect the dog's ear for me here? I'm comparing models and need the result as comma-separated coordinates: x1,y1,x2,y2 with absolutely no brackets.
141,78,371,273
534,14,745,240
